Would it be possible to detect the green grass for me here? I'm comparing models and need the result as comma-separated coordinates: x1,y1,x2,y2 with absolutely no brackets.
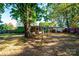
0,33,23,39
0,33,16,36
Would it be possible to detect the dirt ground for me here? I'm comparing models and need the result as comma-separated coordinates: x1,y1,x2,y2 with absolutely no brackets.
0,33,79,56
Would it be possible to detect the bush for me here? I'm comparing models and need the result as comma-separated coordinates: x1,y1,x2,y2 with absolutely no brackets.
14,27,24,33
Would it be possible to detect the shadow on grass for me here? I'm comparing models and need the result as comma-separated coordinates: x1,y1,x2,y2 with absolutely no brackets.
0,33,79,56
15,37,79,56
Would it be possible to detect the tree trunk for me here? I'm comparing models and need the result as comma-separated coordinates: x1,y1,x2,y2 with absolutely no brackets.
64,11,70,28
66,19,69,28
24,22,31,38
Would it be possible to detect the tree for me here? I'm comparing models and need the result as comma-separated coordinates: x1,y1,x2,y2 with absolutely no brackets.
0,3,4,21
0,3,5,30
8,3,38,38
48,3,79,28
0,23,15,30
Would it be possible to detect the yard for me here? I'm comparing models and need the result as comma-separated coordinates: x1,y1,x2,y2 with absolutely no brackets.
0,33,79,56
0,3,79,57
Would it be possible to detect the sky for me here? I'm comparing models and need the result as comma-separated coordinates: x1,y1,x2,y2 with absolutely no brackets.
1,8,17,27
1,8,11,23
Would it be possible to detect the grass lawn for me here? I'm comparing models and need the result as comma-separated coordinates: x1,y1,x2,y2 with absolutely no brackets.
0,33,79,56
0,33,23,38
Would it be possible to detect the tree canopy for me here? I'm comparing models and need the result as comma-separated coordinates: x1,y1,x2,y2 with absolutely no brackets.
0,3,79,38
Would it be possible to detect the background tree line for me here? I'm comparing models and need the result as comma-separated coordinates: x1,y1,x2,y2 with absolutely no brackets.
0,3,79,38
